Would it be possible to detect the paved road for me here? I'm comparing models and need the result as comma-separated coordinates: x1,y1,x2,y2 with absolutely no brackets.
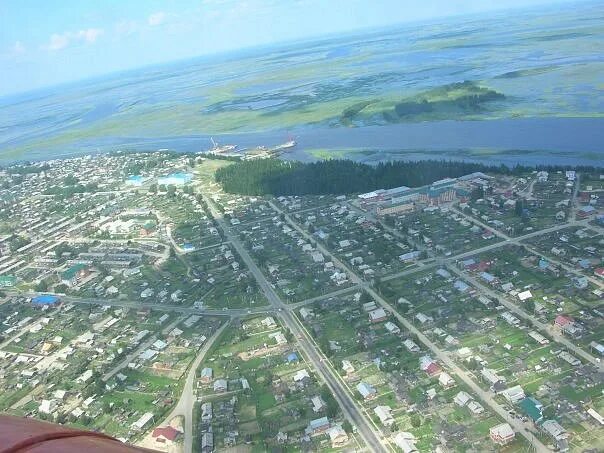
275,200,550,451
204,194,388,453
161,321,229,453
288,285,361,309
6,291,268,318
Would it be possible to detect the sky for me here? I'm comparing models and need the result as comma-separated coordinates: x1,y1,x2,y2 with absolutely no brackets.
0,0,577,97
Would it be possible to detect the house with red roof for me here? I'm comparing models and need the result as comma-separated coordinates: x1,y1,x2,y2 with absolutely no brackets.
554,315,583,338
419,356,442,377
152,426,182,444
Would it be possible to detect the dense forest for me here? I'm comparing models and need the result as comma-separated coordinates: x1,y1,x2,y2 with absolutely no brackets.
215,158,603,196
215,159,503,195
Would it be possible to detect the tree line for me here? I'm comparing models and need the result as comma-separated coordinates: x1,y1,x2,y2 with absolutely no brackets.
214,158,603,196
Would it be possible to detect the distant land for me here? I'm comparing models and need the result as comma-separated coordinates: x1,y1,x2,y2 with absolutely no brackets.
0,1,603,165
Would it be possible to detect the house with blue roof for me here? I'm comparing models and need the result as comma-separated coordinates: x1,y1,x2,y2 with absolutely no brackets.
32,295,60,306
520,397,544,423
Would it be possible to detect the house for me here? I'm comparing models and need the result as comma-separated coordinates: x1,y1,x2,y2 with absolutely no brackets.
152,339,167,350
554,315,583,338
501,311,520,327
200,367,213,383
520,397,544,423
39,399,57,414
454,391,472,407
415,312,433,324
269,331,288,345
419,356,441,376
299,307,314,320
490,423,515,445
308,416,330,434
384,321,400,334
201,432,213,453
436,268,451,279
327,425,349,447
356,382,377,400
76,369,94,384
480,272,497,284
438,372,455,388
341,360,355,375
403,339,420,353
517,290,533,302
393,432,418,453
501,385,525,404
590,341,604,356
311,251,324,263
528,331,549,345
480,368,505,389
201,402,212,422
213,379,227,392
374,405,395,426
541,420,569,451
454,280,470,293
587,408,604,426
53,390,67,401
60,263,90,287
368,307,387,323
501,282,514,292
132,412,154,430
293,369,311,383
399,251,421,262
311,395,326,413
152,426,182,444
558,351,580,366
468,401,485,415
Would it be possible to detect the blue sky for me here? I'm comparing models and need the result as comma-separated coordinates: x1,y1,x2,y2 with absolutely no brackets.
0,0,577,96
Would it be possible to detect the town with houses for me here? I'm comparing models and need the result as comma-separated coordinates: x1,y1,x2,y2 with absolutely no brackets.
0,151,603,453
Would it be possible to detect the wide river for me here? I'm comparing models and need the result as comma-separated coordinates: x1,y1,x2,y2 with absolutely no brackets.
20,117,604,167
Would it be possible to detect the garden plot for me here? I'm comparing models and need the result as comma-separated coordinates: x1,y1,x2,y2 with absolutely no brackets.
233,216,352,302
460,246,604,348
0,302,220,443
295,202,415,278
389,206,502,257
272,194,343,213
195,316,357,451
460,171,573,236
523,226,603,277
297,291,524,452
186,244,268,309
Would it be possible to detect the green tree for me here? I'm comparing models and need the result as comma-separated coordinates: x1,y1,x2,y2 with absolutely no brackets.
35,280,49,292
410,414,421,428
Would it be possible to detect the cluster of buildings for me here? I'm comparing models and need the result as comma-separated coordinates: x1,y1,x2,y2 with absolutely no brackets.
357,173,491,216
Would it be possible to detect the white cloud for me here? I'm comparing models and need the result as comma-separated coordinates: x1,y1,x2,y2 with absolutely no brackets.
148,12,167,26
43,28,104,51
12,41,26,55
76,28,103,43
47,33,70,51
115,20,139,37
